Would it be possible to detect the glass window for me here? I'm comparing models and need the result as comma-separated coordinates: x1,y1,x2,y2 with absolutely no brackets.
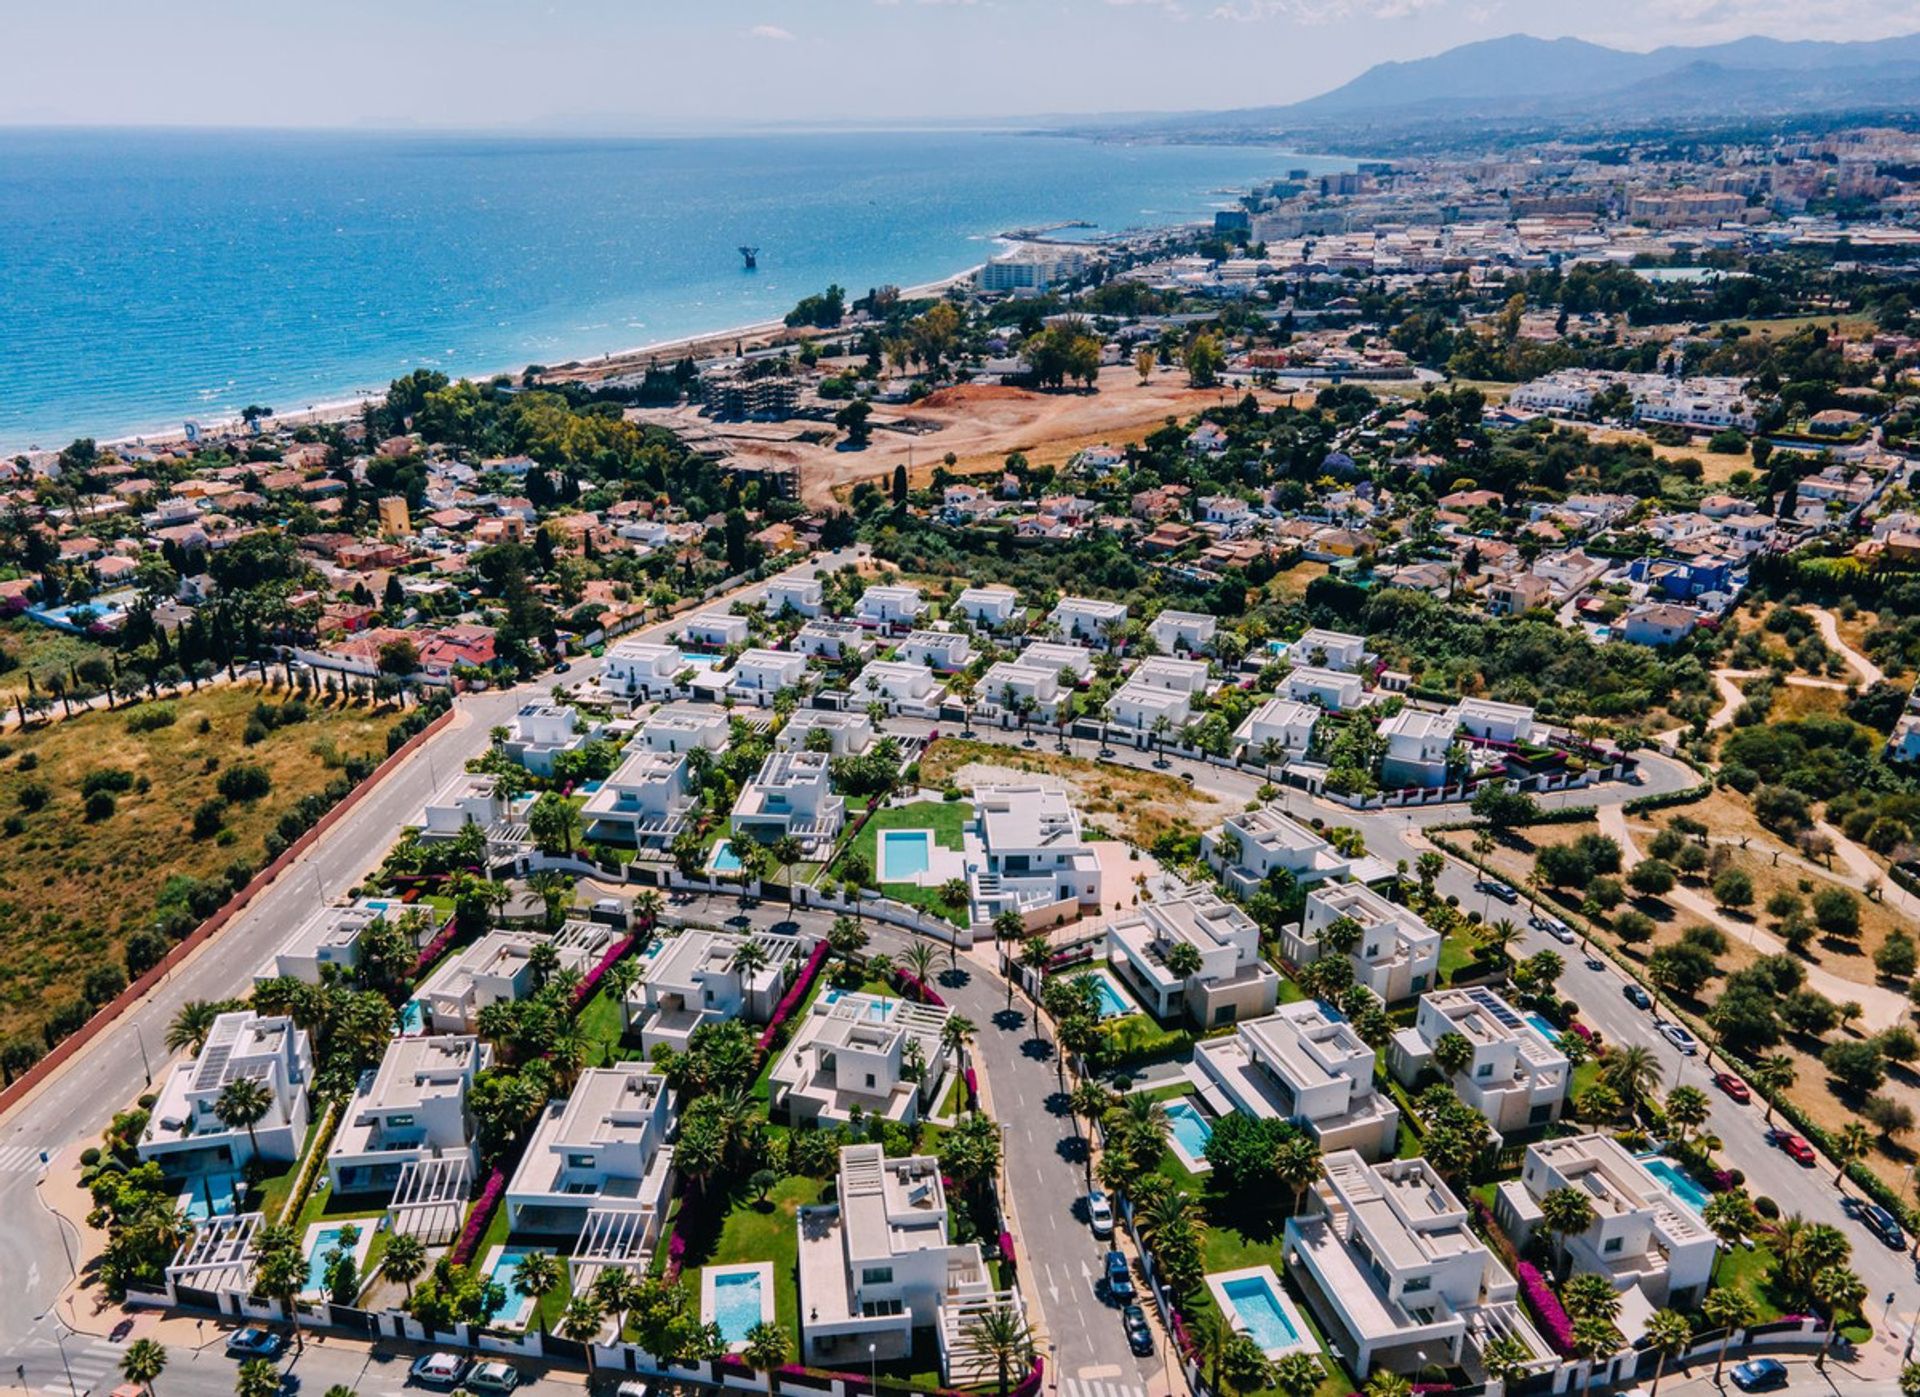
861,1267,894,1286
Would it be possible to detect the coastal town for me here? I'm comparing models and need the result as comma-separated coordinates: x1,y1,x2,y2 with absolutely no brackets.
11,101,1920,1397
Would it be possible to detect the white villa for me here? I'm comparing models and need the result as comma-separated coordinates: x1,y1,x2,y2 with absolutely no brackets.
1107,676,1193,732
763,576,825,617
580,748,695,846
1379,708,1458,789
622,928,803,1053
1286,665,1366,711
327,1035,489,1194
1202,805,1352,898
797,1144,1022,1379
1106,891,1279,1027
1018,641,1094,681
1281,882,1442,1005
269,898,434,985
731,750,845,855
139,1011,313,1170
417,923,614,1034
1390,987,1568,1137
505,1066,677,1239
1049,595,1129,646
979,661,1062,721
727,648,809,704
640,704,731,755
851,658,942,711
965,785,1103,926
1293,628,1369,671
795,619,877,662
777,708,875,756
420,772,511,839
503,702,601,777
674,611,751,648
1149,609,1218,654
1495,1134,1717,1309
602,640,687,703
1452,697,1537,746
1289,1152,1550,1378
769,992,953,1126
855,584,927,628
951,585,1022,630
1236,697,1319,759
898,629,973,673
1195,1001,1400,1158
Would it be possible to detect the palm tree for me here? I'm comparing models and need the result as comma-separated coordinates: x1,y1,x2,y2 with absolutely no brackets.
941,1014,976,1073
1664,1084,1710,1142
1275,1134,1322,1216
1113,1093,1171,1168
1703,1289,1757,1388
560,1293,606,1372
1569,1315,1620,1367
1268,1351,1320,1397
1163,939,1204,990
1812,1265,1866,1367
961,1304,1037,1397
1599,1044,1663,1120
1069,1079,1114,1146
1643,1308,1693,1396
381,1233,427,1300
1019,933,1054,1004
1562,1273,1622,1327
119,1339,167,1397
166,999,237,1053
1320,914,1365,957
1753,1054,1796,1122
1832,1121,1872,1183
902,940,939,990
1477,917,1523,964
732,937,772,982
512,1249,562,1334
1365,1373,1413,1397
768,834,804,908
632,889,664,930
1701,1191,1755,1284
742,1321,791,1397
1481,1335,1535,1388
235,1359,280,1397
1431,1030,1475,1078
1539,1186,1598,1275
215,1077,274,1161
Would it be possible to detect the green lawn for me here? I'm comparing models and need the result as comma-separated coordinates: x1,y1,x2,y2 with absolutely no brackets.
577,983,636,1064
674,1173,827,1338
252,1115,327,1222
829,801,971,926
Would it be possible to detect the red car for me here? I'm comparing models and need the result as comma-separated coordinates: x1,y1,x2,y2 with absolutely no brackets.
1770,1129,1816,1165
1713,1072,1751,1103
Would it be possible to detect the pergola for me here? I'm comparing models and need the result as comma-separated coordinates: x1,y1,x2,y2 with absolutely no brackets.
167,1211,264,1296
388,1155,472,1245
567,1207,655,1297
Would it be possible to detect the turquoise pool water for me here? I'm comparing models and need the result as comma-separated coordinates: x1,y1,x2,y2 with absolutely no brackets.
180,1170,244,1222
880,829,933,880
1077,972,1132,1020
712,840,744,873
1524,1012,1561,1044
304,1226,353,1294
1221,1274,1302,1351
1637,1155,1709,1215
1167,1100,1214,1161
712,1270,765,1344
822,989,897,1021
488,1247,545,1327
397,1000,425,1035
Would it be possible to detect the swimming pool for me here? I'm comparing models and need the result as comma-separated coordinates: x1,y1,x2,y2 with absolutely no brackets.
1637,1155,1710,1216
711,840,744,874
482,1245,548,1328
821,989,898,1021
1166,1099,1214,1169
1524,1012,1562,1044
397,1000,426,1035
1076,970,1133,1020
179,1170,245,1222
1205,1267,1315,1359
702,1264,773,1348
303,1225,355,1296
879,829,934,881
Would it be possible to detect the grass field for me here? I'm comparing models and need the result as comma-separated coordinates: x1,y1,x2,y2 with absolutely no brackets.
0,683,399,1050
0,618,117,705
831,799,970,924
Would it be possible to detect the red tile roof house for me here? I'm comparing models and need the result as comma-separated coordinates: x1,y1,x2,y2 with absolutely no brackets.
417,624,499,680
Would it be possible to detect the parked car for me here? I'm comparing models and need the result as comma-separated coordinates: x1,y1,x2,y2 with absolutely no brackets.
467,1363,520,1394
1623,984,1652,1010
1767,1128,1816,1166
1530,912,1576,944
1104,1250,1136,1302
1729,1359,1788,1392
612,1384,656,1397
409,1354,469,1388
1655,1020,1699,1055
1712,1072,1751,1103
1853,1199,1907,1249
1122,1304,1154,1356
225,1330,284,1359
1086,1191,1114,1239
1477,879,1520,904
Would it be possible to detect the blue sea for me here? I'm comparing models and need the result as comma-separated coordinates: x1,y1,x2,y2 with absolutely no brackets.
0,129,1352,452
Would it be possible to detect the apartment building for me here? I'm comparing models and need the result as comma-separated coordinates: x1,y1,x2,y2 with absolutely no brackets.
1451,697,1537,746
851,658,942,711
795,619,877,662
730,750,846,855
673,611,751,649
639,703,731,755
1201,805,1352,898
139,1011,313,1170
1106,891,1280,1027
1193,1001,1400,1158
965,785,1103,924
622,928,803,1053
580,748,695,846
770,992,953,1126
978,660,1062,722
268,897,431,984
505,1066,677,1237
724,647,810,705
1107,676,1193,732
1281,882,1442,1004
1390,987,1568,1136
420,773,512,838
327,1035,489,1194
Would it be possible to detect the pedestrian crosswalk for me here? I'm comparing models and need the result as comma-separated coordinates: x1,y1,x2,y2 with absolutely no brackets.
8,1335,128,1396
1060,1379,1149,1397
0,1144,49,1172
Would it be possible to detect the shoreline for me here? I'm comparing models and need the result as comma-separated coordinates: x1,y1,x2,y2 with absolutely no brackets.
86,264,989,457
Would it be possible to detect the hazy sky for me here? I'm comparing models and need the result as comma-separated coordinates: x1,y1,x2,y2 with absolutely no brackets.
5,0,1919,129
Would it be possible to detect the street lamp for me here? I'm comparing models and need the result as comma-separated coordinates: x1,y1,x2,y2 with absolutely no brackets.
132,1019,153,1085
868,1342,877,1394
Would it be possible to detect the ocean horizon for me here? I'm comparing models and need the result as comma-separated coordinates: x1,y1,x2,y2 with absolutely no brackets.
0,127,1351,453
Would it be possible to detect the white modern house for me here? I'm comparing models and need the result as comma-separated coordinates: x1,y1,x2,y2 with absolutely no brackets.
1107,676,1193,732
855,584,927,628
1236,697,1319,759
269,897,434,984
1379,708,1458,789
1293,628,1369,671
1281,882,1442,1004
797,1144,1021,1378
1194,1001,1399,1158
1131,656,1212,695
1106,892,1280,1027
978,661,1063,722
505,1067,677,1238
1290,1152,1550,1378
1018,641,1094,681
602,641,688,702
897,629,973,673
139,1011,313,1170
1894,714,1920,765
763,576,825,617
850,658,942,712
417,923,615,1034
327,1035,489,1194
1286,665,1366,711
1494,1134,1717,1309
503,702,601,777
580,748,696,847
795,619,877,662
420,773,512,838
731,750,845,854
727,648,809,704
1202,805,1352,897
770,992,953,1126
1390,987,1569,1137
965,785,1103,926
674,611,751,648
1451,697,1538,746
622,928,803,1053
951,585,1022,630
778,708,875,756
640,704,731,755
1049,595,1129,646
1149,609,1218,654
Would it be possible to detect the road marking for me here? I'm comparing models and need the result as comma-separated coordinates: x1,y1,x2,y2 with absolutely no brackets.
0,1145,48,1171
1061,1377,1148,1397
